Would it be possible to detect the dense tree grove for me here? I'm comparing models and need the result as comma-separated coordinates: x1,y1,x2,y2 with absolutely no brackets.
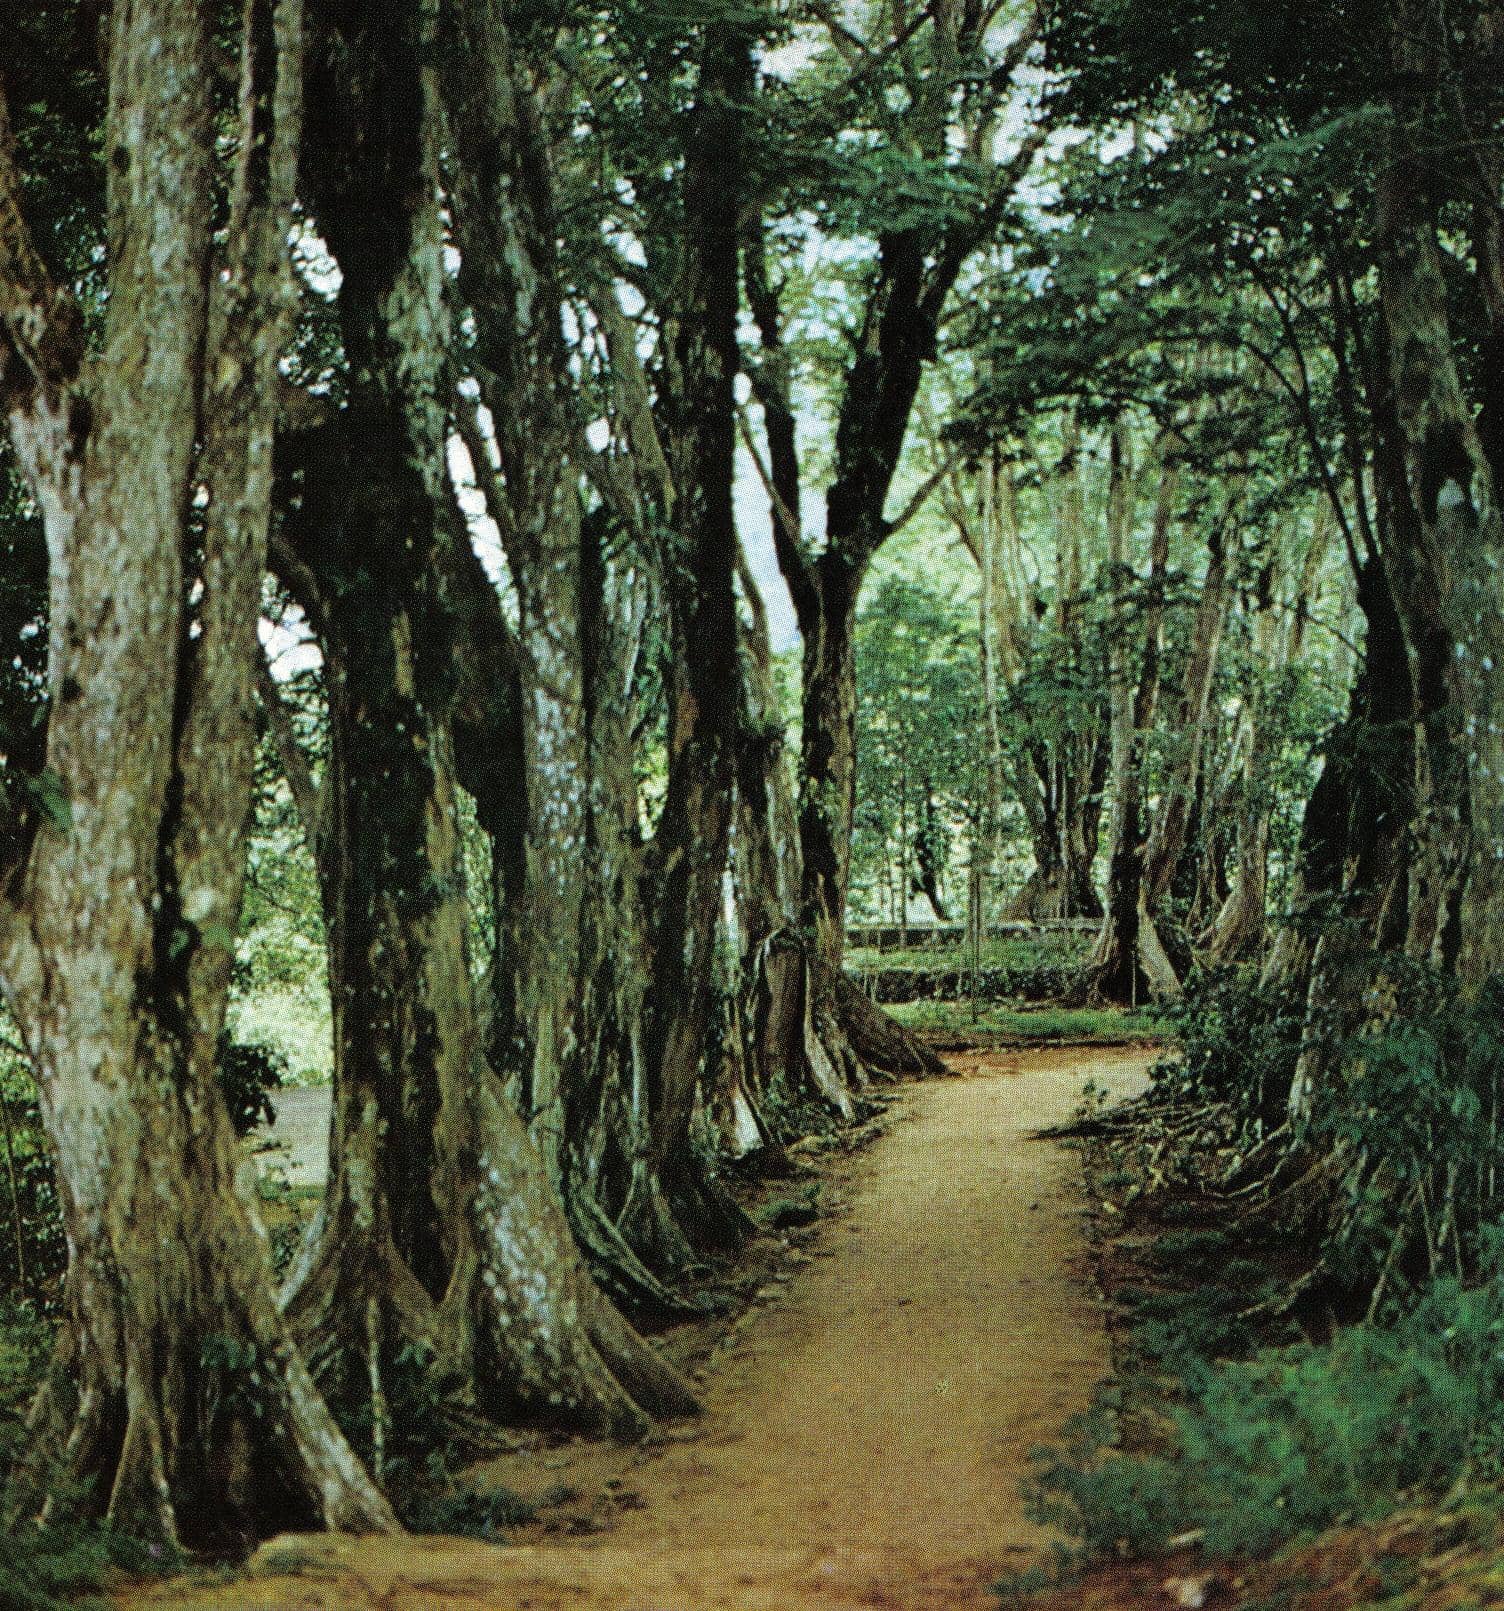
0,0,1502,1572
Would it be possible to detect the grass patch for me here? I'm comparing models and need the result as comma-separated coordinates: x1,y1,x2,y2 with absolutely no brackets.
888,998,1161,1044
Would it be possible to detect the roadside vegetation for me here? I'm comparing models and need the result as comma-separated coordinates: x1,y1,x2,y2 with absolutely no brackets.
999,966,1504,1610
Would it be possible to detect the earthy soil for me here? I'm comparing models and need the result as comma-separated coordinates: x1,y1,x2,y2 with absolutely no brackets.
120,1045,1152,1611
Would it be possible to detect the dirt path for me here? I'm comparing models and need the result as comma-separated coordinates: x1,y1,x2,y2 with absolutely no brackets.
250,1084,332,1190
128,1045,1151,1611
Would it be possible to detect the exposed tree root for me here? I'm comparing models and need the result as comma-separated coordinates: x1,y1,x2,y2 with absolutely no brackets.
436,1076,700,1440
568,1190,707,1323
16,1252,399,1553
834,972,947,1076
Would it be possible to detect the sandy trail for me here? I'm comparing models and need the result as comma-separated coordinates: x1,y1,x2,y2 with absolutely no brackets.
126,1045,1151,1611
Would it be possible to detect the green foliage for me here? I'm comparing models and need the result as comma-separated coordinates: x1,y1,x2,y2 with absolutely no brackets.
0,1096,65,1304
0,1302,173,1611
401,1476,538,1539
1153,966,1306,1127
1155,966,1504,1294
1026,1261,1504,1561
1122,1263,1273,1377
0,1297,47,1424
0,1027,289,1307
852,568,980,924
0,1517,173,1611
758,1062,841,1146
233,692,334,1086
216,1036,285,1137
1313,973,1504,1292
762,1183,821,1229
199,1332,273,1435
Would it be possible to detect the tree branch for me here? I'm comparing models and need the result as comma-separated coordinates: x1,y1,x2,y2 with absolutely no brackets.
0,85,83,419
885,447,961,536
256,644,326,867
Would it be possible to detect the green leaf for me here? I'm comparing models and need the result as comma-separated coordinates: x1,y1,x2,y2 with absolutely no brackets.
23,768,72,834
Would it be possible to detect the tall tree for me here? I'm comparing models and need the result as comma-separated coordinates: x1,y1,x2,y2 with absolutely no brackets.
0,0,397,1543
1376,0,1504,977
272,0,697,1435
440,0,759,1278
748,1,1041,1084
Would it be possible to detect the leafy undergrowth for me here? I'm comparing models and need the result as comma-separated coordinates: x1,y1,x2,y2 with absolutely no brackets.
890,996,1161,1046
1029,1270,1504,1563
0,1516,176,1611
996,1020,1504,1611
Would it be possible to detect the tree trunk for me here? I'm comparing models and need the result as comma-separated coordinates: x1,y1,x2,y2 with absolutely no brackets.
998,425,1108,922
1205,504,1332,965
732,553,852,1127
1376,1,1504,976
273,0,696,1433
1083,444,1178,1003
275,0,465,1385
731,390,859,1122
627,20,756,1267
1142,515,1232,913
1284,549,1415,1117
0,0,397,1544
753,103,1038,1080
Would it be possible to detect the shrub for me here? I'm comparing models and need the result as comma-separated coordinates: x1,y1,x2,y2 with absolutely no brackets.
1153,965,1305,1127
1125,1264,1274,1376
0,1519,172,1611
0,1306,174,1610
216,1035,285,1137
1027,1260,1504,1561
402,1479,538,1538
1313,972,1504,1292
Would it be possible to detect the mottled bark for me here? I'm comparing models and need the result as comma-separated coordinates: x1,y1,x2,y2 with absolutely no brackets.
1083,447,1178,1004
439,0,734,1285
1376,0,1504,976
732,449,856,1122
1201,595,1276,967
793,551,944,1078
732,551,832,1131
277,0,459,1370
980,427,1106,923
0,0,396,1544
439,5,611,1252
276,0,694,1434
